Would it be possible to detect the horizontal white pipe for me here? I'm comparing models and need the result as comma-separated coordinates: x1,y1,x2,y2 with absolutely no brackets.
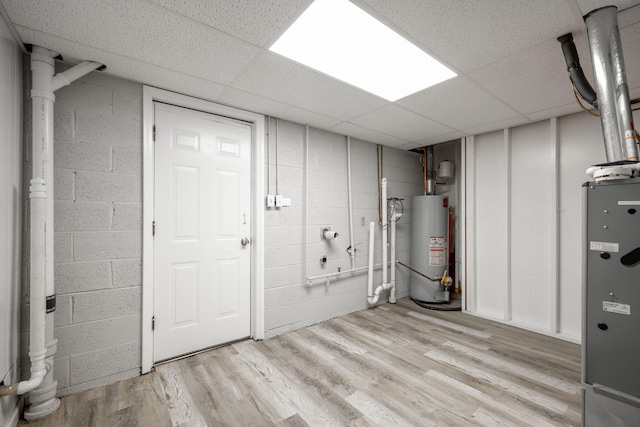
307,263,386,284
51,61,104,92
323,229,339,240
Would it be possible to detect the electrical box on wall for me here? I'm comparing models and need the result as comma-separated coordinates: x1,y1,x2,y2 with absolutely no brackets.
266,194,291,208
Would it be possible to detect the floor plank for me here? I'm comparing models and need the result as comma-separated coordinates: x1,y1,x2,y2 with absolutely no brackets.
19,298,581,426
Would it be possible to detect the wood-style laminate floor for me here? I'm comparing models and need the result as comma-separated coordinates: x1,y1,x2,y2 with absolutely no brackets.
20,298,582,426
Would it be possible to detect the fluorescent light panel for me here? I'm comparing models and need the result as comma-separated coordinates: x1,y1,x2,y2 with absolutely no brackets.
269,0,456,101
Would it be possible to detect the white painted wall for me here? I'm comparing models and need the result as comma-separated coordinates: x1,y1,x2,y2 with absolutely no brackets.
465,111,637,342
21,64,143,397
17,62,423,396
263,120,423,336
0,16,23,427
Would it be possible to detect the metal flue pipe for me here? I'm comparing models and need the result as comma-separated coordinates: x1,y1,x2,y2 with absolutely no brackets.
585,6,639,162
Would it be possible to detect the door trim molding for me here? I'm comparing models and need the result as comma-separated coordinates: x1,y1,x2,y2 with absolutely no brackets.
141,86,265,374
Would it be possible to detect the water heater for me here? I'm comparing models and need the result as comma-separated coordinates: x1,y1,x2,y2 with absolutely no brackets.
410,195,449,303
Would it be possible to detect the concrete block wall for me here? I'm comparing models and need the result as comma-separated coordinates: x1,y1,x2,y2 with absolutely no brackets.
19,62,424,397
21,63,143,396
263,118,424,337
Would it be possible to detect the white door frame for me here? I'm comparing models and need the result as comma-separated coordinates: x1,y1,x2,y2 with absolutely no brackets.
141,86,265,373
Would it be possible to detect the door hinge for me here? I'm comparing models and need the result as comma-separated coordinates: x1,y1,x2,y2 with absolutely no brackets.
152,316,155,331
152,220,156,236
153,125,156,142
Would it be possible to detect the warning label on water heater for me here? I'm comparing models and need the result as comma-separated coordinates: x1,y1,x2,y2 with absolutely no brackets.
429,236,446,267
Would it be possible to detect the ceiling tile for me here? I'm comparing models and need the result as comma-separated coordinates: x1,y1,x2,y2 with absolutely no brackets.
4,0,260,84
461,116,532,137
228,51,389,121
525,103,584,123
412,131,466,148
619,3,640,27
3,0,639,150
349,105,455,142
146,0,314,48
621,22,640,91
359,0,579,72
15,27,228,100
218,87,342,130
468,38,579,115
397,77,520,130
576,0,640,15
329,122,409,147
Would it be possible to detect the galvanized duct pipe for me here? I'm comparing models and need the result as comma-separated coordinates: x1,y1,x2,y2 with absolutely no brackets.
584,6,639,162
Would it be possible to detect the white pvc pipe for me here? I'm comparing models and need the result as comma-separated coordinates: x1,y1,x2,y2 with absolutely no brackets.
381,178,388,285
389,213,397,304
303,125,309,283
347,137,355,270
368,177,393,305
367,221,375,302
308,263,384,284
0,45,104,415
51,60,103,92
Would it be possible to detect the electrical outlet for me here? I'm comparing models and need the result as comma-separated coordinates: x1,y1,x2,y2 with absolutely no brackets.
266,194,275,208
275,194,283,207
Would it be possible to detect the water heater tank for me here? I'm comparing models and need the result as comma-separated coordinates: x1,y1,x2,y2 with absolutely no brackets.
410,195,449,303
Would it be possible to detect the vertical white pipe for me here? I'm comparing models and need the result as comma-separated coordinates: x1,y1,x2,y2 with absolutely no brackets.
17,180,47,395
367,221,375,301
25,46,61,419
389,213,397,304
347,137,355,270
23,46,101,419
304,125,309,284
381,178,388,285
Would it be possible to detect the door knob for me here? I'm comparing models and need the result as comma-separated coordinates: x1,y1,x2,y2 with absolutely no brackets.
241,237,250,246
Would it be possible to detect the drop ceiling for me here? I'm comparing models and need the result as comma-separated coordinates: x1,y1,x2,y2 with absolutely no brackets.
1,0,639,149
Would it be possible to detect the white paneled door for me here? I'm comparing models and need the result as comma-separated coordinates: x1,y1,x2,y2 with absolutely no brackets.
153,102,251,362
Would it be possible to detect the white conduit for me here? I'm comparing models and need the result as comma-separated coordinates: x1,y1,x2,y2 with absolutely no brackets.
0,46,103,419
347,136,355,270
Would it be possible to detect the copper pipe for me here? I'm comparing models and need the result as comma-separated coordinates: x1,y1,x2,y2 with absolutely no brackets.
417,148,427,195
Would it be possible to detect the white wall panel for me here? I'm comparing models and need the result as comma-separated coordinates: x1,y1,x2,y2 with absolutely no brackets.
557,113,606,339
473,130,508,319
466,111,635,342
510,120,553,329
